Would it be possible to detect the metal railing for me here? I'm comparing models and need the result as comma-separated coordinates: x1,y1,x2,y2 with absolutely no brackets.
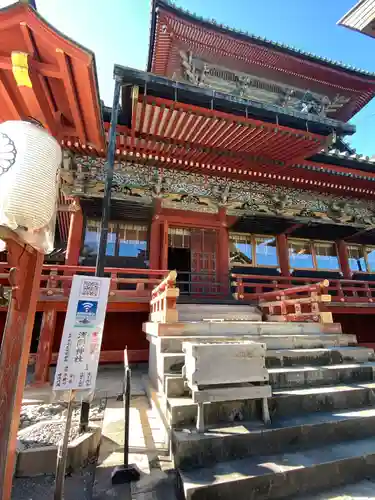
175,271,230,297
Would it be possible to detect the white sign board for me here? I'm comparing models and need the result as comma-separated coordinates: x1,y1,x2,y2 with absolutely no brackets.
53,275,110,400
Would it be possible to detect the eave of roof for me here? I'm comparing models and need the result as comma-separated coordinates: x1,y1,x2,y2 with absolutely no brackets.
310,149,375,174
338,0,375,36
113,65,356,137
0,2,105,149
148,0,375,79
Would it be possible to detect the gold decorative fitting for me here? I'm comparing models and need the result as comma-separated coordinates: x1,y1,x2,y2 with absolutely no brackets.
11,51,32,88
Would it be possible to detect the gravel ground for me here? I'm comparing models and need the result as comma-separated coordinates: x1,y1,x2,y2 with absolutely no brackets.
11,463,96,500
19,401,105,430
12,399,108,499
19,421,81,449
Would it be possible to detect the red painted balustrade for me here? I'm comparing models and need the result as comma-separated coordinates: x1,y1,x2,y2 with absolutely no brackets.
257,280,332,323
0,263,170,303
150,270,179,323
232,274,375,305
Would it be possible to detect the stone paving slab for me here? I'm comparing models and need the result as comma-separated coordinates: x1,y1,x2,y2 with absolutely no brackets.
299,478,375,499
94,393,173,500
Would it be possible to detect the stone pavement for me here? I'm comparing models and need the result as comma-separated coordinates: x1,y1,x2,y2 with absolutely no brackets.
92,375,176,499
300,478,375,499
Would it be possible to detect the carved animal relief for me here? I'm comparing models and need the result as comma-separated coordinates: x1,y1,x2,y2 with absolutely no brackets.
63,156,375,227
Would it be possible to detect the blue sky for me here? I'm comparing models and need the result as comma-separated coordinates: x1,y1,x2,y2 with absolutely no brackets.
2,0,375,155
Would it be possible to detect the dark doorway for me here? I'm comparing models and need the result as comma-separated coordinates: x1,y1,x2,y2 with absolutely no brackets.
168,247,191,294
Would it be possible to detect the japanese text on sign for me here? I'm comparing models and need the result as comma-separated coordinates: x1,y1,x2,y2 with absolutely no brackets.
53,276,110,396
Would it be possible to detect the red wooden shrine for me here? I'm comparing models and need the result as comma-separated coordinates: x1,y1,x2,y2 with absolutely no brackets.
1,0,375,386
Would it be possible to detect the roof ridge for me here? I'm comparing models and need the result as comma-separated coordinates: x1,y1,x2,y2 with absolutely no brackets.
156,0,375,78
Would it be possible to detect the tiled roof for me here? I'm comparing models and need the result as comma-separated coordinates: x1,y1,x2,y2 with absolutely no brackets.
155,0,375,79
324,148,375,163
296,163,375,182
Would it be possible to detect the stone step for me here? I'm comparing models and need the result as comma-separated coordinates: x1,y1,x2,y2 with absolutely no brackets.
178,313,262,322
144,321,343,338
156,334,358,353
177,304,260,320
177,304,261,322
178,436,375,500
294,479,375,499
161,357,375,391
173,407,375,470
269,362,375,389
164,352,375,398
167,381,375,428
267,346,374,367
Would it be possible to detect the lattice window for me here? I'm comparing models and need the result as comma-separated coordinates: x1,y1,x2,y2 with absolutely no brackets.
229,233,279,267
347,244,375,273
168,227,191,249
289,239,340,271
84,220,117,256
118,223,148,259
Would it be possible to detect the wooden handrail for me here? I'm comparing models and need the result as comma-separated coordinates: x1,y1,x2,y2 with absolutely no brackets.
0,263,172,304
150,270,179,323
151,270,177,298
257,279,332,324
231,272,375,305
258,280,329,301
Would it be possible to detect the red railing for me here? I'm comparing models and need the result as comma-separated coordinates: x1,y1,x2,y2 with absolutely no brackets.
0,263,170,302
150,270,179,323
258,280,332,323
232,273,375,304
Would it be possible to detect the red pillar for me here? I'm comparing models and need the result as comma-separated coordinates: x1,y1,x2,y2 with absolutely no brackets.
218,207,229,294
0,236,43,500
337,240,351,279
277,233,290,277
65,199,83,266
33,307,57,385
161,220,169,270
149,199,162,269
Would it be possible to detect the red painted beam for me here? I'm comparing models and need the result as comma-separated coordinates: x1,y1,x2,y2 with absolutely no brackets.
56,49,87,144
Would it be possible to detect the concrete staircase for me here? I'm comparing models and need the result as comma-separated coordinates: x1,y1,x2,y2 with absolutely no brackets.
144,304,375,499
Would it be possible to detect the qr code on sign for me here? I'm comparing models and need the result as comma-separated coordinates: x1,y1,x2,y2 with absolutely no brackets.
80,279,101,298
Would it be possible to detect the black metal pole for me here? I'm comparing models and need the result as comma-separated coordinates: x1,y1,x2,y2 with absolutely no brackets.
96,76,122,277
79,76,122,433
112,348,140,484
123,367,130,468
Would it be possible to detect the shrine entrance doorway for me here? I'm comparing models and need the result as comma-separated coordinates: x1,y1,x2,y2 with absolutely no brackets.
168,227,218,297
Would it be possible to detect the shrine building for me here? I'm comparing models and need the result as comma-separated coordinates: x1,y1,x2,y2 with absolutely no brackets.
2,0,375,383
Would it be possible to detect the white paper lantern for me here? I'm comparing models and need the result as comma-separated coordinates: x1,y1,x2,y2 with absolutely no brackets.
0,120,62,231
